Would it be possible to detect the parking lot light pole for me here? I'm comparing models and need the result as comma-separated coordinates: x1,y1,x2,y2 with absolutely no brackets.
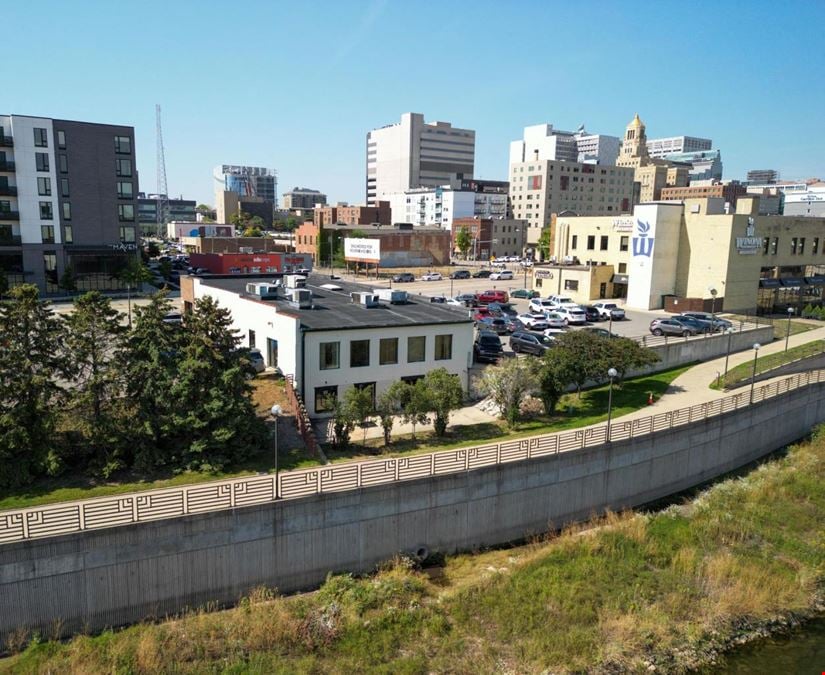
785,307,794,351
722,327,736,385
606,367,618,441
749,343,760,404
270,404,282,497
708,286,718,326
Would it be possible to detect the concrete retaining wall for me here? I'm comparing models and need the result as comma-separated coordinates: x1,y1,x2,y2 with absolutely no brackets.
1,379,822,644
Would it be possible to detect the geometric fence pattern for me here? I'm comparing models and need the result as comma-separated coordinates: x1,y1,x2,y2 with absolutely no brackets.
1,369,823,545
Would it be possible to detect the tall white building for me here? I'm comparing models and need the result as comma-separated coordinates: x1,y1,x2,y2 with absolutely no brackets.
646,135,712,159
366,113,475,205
387,184,508,228
509,124,620,166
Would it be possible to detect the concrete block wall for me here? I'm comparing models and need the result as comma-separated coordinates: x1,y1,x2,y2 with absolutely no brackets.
1,379,823,644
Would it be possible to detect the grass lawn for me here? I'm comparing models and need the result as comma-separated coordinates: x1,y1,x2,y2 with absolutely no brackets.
322,364,693,463
726,313,817,340
711,340,825,390
6,424,823,673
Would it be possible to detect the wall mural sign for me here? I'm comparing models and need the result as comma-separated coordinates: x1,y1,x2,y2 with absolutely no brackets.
631,220,654,257
736,218,761,255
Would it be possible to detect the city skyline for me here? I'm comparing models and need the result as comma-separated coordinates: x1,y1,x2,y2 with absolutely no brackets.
4,0,823,206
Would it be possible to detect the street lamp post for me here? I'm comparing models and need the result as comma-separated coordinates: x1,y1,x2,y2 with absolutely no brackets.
708,286,718,326
721,326,736,386
270,404,282,497
606,367,618,441
749,343,760,404
785,307,794,351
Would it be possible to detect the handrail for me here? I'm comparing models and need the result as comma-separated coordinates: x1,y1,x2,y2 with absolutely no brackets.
1,369,823,545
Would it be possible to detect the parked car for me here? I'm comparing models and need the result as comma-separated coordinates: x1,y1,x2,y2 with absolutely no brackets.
581,305,602,323
516,312,550,331
680,311,731,331
472,307,492,322
490,269,514,281
547,295,577,307
472,269,492,278
474,330,503,363
247,349,266,373
478,317,509,335
450,269,471,279
542,328,567,341
429,295,447,303
454,293,478,307
592,301,626,321
487,302,518,318
446,297,465,307
581,327,617,339
554,305,588,325
421,272,443,281
520,260,534,268
510,288,539,299
477,289,509,305
673,315,713,333
543,311,569,329
393,272,415,283
162,311,183,325
529,298,557,313
649,318,698,337
510,331,554,355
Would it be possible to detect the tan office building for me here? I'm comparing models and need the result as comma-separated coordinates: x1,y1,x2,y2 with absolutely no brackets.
535,196,825,313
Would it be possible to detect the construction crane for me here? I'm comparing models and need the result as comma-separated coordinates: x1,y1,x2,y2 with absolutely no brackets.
155,104,170,239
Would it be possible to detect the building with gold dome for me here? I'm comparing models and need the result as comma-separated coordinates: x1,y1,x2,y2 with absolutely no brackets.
617,114,689,202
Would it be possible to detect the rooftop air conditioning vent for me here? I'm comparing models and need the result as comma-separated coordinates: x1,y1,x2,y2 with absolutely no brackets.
351,291,379,307
288,288,313,309
245,282,281,299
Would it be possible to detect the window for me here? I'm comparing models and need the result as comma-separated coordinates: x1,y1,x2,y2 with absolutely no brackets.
63,225,73,244
57,130,66,148
59,154,68,173
119,226,135,243
37,177,51,196
41,225,55,243
319,341,340,370
571,234,578,249
600,235,608,251
435,334,452,360
33,128,48,147
408,336,426,363
315,386,338,413
799,237,806,255
771,237,778,255
35,153,50,172
814,238,820,255
587,235,595,250
248,330,256,349
60,178,69,197
350,339,370,367
763,237,770,255
791,237,798,255
618,262,627,274
114,136,131,154
62,202,71,220
117,181,133,199
43,252,57,292
379,337,398,365
39,201,53,220
115,158,132,177
118,204,135,221
564,279,579,291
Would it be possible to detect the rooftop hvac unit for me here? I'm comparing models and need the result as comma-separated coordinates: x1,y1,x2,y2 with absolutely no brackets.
287,288,313,309
284,274,307,289
245,281,281,299
351,291,379,307
373,288,408,304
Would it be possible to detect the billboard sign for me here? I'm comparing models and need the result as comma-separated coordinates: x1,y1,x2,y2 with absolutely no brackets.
344,238,381,263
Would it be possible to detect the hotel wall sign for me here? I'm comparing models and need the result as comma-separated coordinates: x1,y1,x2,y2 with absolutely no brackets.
736,219,761,255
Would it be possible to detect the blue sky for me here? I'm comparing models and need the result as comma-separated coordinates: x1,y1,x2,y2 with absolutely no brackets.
5,0,824,205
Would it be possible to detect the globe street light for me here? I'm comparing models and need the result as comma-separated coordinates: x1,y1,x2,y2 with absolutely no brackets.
606,367,618,441
785,306,794,352
270,404,282,497
749,343,761,404
708,286,718,327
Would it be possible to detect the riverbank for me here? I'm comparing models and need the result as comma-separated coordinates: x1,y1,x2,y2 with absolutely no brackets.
3,427,824,672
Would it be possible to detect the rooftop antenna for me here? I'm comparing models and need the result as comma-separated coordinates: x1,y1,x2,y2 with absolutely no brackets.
155,104,170,239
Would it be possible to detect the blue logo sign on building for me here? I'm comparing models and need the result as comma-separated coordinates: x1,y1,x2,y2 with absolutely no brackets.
632,220,654,257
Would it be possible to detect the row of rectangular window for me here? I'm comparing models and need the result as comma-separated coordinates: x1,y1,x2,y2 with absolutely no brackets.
319,334,452,370
35,152,131,178
570,234,629,251
34,128,129,156
761,236,822,256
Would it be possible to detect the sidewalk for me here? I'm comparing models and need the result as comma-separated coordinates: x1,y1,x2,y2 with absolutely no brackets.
313,325,825,444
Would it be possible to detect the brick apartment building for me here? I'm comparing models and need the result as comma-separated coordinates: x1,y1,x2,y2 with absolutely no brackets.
313,201,391,227
660,181,747,207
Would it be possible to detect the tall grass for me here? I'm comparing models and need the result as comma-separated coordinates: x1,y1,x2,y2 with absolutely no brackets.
4,427,825,673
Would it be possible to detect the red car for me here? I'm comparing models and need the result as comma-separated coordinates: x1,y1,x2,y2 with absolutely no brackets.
476,289,509,305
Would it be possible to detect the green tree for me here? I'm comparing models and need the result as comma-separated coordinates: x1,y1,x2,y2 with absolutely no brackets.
145,241,161,259
118,291,184,469
343,386,375,446
117,257,154,327
242,226,264,237
285,217,298,230
0,285,68,487
607,337,660,384
376,384,406,446
480,357,538,428
63,291,126,475
537,353,573,416
552,331,611,396
423,368,464,436
58,265,77,293
171,296,266,471
455,226,472,259
0,269,8,298
158,260,173,280
401,380,432,440
537,228,552,260
328,393,356,451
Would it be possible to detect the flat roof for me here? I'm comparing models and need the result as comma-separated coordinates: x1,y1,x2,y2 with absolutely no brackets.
198,275,473,332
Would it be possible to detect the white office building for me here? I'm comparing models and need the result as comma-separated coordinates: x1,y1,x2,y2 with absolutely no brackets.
509,124,620,166
646,135,712,159
366,113,475,205
387,185,508,228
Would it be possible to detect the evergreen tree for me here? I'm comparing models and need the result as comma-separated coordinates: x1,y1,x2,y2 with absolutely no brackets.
0,285,68,487
63,291,126,475
171,296,266,471
118,290,183,469
116,257,154,327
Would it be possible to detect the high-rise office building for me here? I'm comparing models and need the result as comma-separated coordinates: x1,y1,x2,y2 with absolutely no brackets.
747,169,780,184
282,187,327,209
646,135,712,159
366,113,475,205
0,114,139,294
509,124,620,166
214,165,277,202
